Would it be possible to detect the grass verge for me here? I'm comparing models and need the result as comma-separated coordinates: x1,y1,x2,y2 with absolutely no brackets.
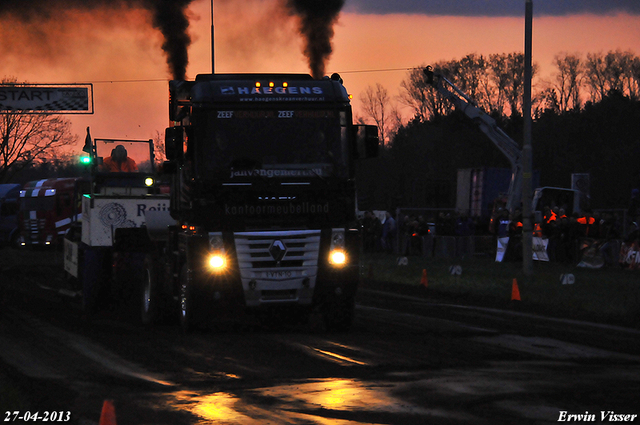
361,253,640,328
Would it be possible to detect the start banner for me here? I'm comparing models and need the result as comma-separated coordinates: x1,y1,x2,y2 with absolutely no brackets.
0,84,93,113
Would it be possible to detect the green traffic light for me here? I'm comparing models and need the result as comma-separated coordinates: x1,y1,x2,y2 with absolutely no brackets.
80,156,92,165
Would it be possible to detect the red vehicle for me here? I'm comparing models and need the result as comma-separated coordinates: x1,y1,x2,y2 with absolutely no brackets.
18,178,88,247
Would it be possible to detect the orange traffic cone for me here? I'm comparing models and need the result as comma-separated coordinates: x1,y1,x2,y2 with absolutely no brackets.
511,278,521,301
99,400,117,425
420,269,428,288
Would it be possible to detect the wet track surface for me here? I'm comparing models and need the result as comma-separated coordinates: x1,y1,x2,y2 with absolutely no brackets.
1,250,640,424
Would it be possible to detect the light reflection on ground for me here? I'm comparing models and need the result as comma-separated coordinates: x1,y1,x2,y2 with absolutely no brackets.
168,377,431,424
165,363,640,424
172,391,255,425
257,378,406,412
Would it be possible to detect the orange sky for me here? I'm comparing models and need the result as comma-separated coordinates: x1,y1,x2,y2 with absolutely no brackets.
1,0,639,153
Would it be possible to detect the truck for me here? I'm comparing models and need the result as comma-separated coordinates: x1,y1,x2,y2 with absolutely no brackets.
0,183,21,247
18,178,89,247
63,136,170,313
424,66,524,214
139,73,378,332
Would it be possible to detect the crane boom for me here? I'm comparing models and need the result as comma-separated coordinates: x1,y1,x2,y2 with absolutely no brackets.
424,66,523,213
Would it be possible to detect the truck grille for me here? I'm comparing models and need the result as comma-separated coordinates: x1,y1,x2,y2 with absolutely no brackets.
234,230,320,273
24,218,45,240
234,230,321,303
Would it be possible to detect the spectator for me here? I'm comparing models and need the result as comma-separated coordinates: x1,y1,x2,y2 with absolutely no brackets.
455,212,475,257
381,211,396,253
598,212,621,267
619,223,640,269
505,209,523,261
436,212,455,236
556,216,573,263
362,211,382,252
629,188,640,225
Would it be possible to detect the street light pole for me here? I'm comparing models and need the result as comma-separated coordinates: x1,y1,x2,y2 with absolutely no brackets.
211,0,215,74
522,0,534,277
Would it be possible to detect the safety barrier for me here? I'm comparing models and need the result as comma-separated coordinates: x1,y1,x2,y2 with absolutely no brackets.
398,235,495,258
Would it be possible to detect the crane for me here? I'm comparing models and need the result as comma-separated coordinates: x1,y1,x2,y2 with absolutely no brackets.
423,66,523,213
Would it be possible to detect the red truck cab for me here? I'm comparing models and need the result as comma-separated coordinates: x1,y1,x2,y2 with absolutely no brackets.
18,178,88,247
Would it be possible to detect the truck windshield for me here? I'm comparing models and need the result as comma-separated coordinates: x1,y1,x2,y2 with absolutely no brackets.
20,197,55,211
196,109,348,179
94,140,154,173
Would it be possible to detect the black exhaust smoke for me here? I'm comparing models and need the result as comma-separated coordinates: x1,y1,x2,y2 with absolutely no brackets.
0,0,194,80
0,0,344,81
285,0,345,79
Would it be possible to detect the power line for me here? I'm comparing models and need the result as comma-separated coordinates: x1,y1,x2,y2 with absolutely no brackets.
338,67,418,74
83,67,420,84
91,78,168,84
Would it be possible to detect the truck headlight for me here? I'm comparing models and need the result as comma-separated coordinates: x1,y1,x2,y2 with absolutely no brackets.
208,253,227,271
329,249,347,266
329,228,347,267
207,232,227,272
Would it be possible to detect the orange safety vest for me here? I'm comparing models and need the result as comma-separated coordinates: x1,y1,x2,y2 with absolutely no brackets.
577,216,596,236
533,223,543,237
545,211,557,224
577,216,595,225
102,157,138,172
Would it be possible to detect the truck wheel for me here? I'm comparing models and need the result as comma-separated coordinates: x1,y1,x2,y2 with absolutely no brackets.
141,255,160,326
179,265,201,333
322,296,355,332
81,248,110,317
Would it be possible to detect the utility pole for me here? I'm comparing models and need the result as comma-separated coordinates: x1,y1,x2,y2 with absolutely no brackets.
211,0,215,74
522,0,534,277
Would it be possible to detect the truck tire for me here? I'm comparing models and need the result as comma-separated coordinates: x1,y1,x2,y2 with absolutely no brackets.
322,296,355,332
82,248,110,316
141,254,161,326
179,265,202,333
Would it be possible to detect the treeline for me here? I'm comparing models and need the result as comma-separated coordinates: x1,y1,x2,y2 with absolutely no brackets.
9,154,89,184
356,50,640,212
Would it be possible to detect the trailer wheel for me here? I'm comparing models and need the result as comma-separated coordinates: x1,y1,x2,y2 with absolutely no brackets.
141,254,160,325
322,296,355,332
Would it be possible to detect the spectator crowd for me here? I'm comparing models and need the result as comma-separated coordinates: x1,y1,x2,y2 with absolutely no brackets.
360,193,640,270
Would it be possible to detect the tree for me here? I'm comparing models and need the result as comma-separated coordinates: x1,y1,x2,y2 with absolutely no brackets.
152,130,166,165
0,81,77,183
359,83,400,146
399,66,443,122
398,53,536,123
547,52,584,112
450,53,490,111
584,50,639,102
488,53,528,117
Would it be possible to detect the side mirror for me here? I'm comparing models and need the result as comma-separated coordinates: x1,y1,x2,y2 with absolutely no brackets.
355,125,379,159
165,127,183,161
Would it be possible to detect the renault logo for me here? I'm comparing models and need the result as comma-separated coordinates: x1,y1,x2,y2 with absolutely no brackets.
269,240,287,262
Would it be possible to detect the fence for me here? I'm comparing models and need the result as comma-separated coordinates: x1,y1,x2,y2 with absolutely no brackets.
397,234,496,258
